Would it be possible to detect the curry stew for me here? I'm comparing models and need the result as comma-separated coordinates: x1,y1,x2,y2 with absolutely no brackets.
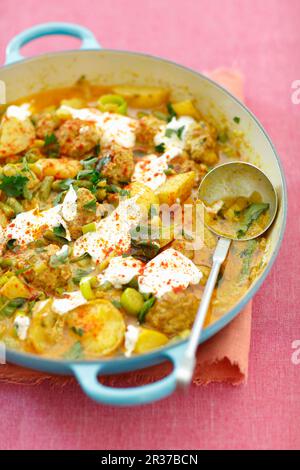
0,79,267,359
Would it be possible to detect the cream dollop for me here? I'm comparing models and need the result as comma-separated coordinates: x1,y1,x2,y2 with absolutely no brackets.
138,248,202,298
98,256,144,289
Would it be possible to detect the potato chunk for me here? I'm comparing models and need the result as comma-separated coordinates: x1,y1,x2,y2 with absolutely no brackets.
171,100,201,120
0,117,35,158
28,300,64,353
112,85,169,108
67,299,125,356
134,328,168,354
129,181,159,212
0,276,32,299
32,158,82,179
156,171,195,205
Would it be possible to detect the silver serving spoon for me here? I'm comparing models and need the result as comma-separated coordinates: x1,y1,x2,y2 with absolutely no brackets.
176,161,278,387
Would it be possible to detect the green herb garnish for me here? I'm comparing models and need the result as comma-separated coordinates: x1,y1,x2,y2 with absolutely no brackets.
0,175,29,198
53,224,67,239
236,203,269,238
165,125,185,140
155,143,166,153
167,102,177,122
44,133,60,158
49,245,70,268
138,296,156,323
71,327,84,337
233,116,240,124
83,198,97,212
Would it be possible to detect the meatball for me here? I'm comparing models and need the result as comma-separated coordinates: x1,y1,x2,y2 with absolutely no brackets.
185,121,218,165
56,119,99,159
146,291,199,336
100,143,134,184
35,112,60,139
67,188,97,239
4,245,72,294
171,154,208,186
136,115,165,145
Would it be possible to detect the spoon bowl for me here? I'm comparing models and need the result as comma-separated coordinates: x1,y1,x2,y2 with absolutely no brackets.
176,161,278,388
198,161,278,240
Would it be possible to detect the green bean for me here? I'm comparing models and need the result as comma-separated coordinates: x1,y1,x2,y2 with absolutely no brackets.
6,197,23,215
51,180,64,192
0,202,15,218
73,179,93,189
39,176,54,201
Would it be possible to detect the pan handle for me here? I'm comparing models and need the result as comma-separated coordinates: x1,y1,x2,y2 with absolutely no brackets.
5,22,101,64
70,345,186,406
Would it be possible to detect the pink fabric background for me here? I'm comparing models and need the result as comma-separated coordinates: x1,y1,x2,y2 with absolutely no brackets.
0,0,299,450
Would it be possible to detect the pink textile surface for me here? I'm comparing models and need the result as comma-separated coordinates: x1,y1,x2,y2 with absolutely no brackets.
0,0,299,451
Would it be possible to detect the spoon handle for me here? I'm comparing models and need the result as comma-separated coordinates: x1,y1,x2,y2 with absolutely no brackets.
176,237,231,387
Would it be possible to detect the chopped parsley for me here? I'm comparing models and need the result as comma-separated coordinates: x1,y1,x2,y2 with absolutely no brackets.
49,245,70,268
155,143,166,153
0,174,29,198
167,102,177,122
233,116,241,124
43,133,60,158
165,125,185,140
83,198,97,212
53,224,67,239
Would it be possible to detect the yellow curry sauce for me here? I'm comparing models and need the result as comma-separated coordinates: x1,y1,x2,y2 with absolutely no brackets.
0,79,267,360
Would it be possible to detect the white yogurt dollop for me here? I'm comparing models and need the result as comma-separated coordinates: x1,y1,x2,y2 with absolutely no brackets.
58,106,137,148
98,256,144,289
138,248,202,298
6,104,31,121
14,315,31,340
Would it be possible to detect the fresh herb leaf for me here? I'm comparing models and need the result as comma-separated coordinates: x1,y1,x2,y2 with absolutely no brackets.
80,155,98,169
155,143,166,153
111,299,122,309
240,240,257,276
165,126,185,140
130,239,160,262
76,169,101,184
44,133,58,146
6,239,17,251
217,131,229,143
83,198,97,212
71,327,84,337
237,203,270,238
138,296,156,323
58,178,74,191
49,245,70,268
233,116,241,124
0,175,29,198
44,133,60,158
72,268,93,284
167,102,177,122
105,184,130,197
53,224,67,239
96,155,111,172
63,341,84,360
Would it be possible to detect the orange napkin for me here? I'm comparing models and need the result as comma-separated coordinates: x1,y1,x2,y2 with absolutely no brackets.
0,68,251,387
